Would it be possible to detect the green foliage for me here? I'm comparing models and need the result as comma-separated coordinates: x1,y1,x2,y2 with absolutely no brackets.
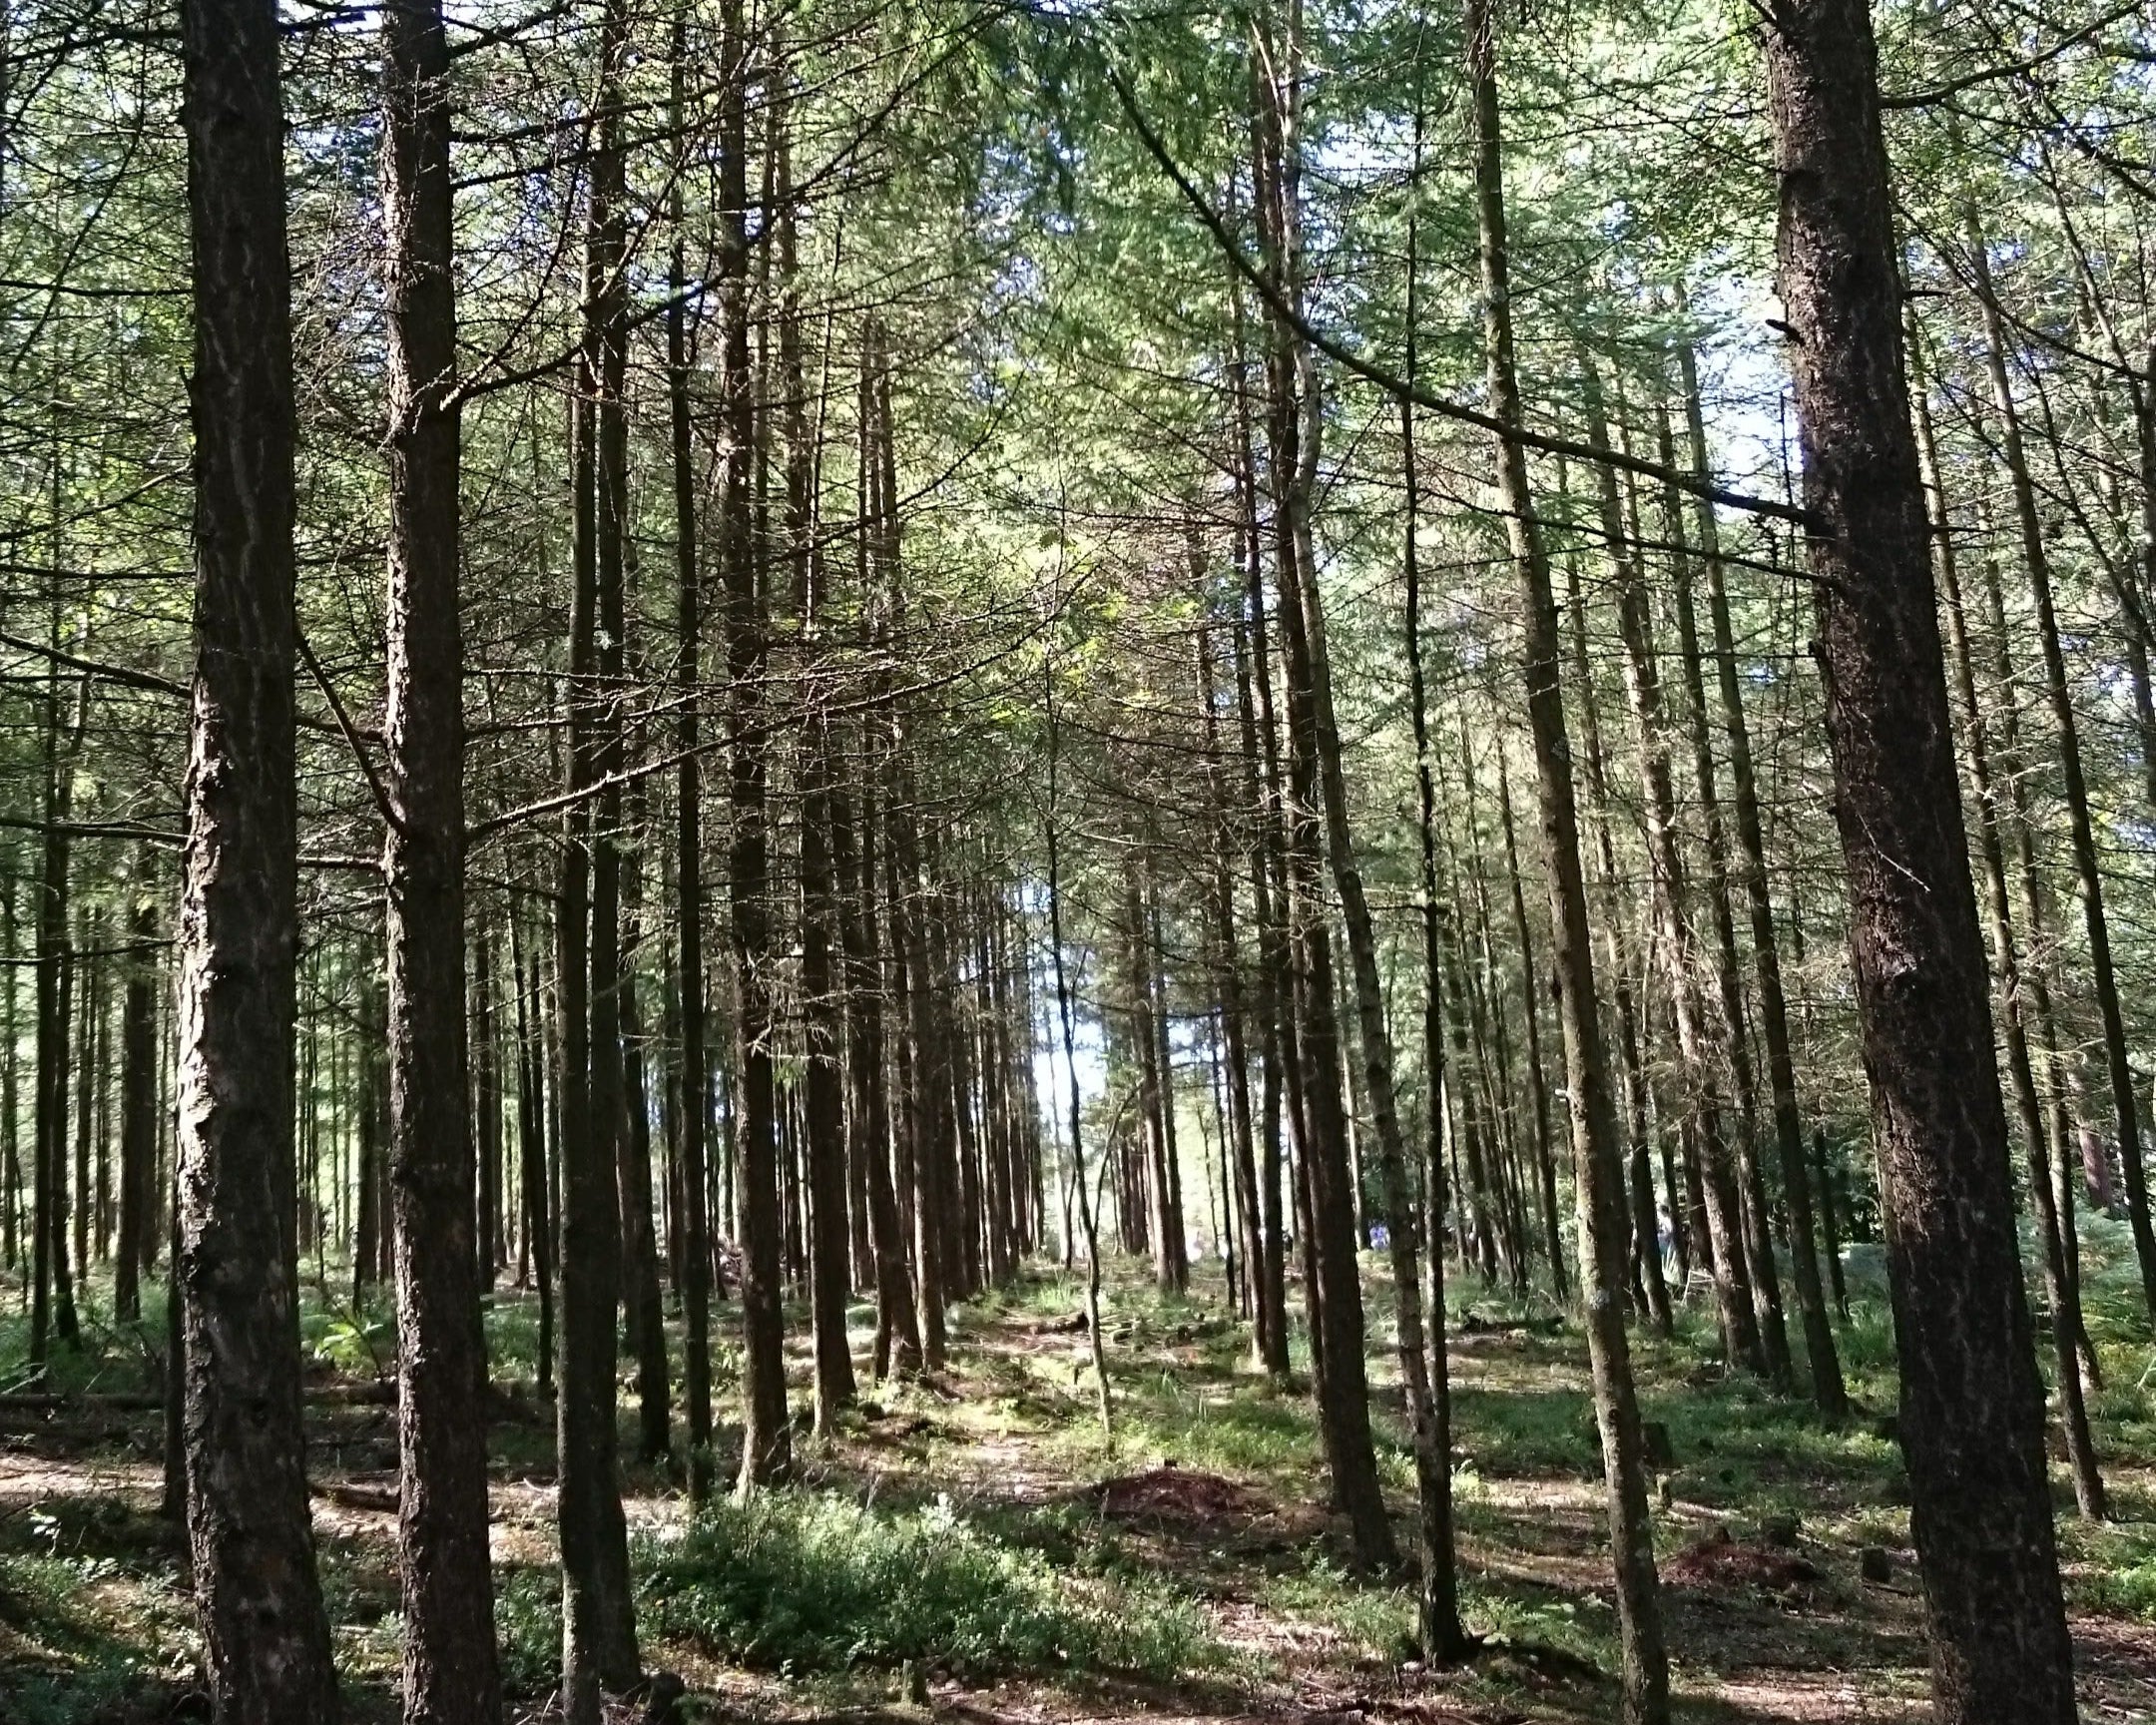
638,1488,1214,1678
494,1564,564,1696
0,1550,196,1725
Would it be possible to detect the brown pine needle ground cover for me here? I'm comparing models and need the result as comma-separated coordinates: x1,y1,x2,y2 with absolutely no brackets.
2,1246,2153,1724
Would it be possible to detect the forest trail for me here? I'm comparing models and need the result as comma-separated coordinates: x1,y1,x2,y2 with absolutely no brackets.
4,1262,2152,1723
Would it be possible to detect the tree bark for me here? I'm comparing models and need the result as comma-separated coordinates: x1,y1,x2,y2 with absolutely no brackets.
781,74,857,1428
618,844,672,1466
175,5,340,1715
1763,4,2076,1714
1914,352,2105,1517
115,887,157,1324
1583,354,1764,1377
1466,0,1667,1711
1673,351,1843,1415
1963,212,2156,1322
723,0,791,1487
1559,492,1673,1328
558,9,640,1704
665,14,715,1502
1249,1,1396,1572
1396,191,1471,1652
380,3,501,1714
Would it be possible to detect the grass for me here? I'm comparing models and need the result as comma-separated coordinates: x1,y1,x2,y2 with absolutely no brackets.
3,1232,2155,1721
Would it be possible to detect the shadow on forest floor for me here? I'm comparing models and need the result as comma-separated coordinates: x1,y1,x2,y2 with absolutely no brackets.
2,1242,2154,1724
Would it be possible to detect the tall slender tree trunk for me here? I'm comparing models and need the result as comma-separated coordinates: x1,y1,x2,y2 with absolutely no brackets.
1559,492,1673,1329
1763,5,2076,1715
176,7,339,1715
474,925,503,1292
380,4,501,1714
2,866,18,1278
1494,741,1565,1299
666,15,715,1503
723,0,791,1487
33,656,84,1360
558,9,640,1706
1963,214,2156,1321
1197,621,1271,1357
1673,352,1843,1414
511,912,554,1397
1045,665,1113,1434
1582,355,1764,1376
1249,0,1396,1571
619,844,673,1465
1466,1,1666,1712
780,70,857,1427
1913,354,2105,1516
1396,189,1471,1653
841,754,919,1378
1646,406,1800,1387
115,887,157,1324
1125,872,1181,1295
1229,340,1293,1378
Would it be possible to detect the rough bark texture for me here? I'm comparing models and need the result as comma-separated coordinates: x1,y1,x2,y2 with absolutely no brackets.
381,3,502,1717
1763,3,2075,1716
175,4,340,1716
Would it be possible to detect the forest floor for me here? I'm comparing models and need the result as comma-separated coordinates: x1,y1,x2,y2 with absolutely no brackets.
3,1239,2155,1724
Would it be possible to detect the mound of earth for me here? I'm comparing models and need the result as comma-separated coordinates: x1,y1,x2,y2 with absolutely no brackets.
1665,1525,1823,1593
1093,1464,1265,1523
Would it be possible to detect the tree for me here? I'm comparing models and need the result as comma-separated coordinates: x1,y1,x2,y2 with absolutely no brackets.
175,2,340,1716
1762,0,2076,1714
381,2,501,1715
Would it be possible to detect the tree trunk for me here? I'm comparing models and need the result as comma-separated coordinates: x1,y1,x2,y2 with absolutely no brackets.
1673,352,1843,1414
1396,193,1471,1652
1493,741,1565,1299
511,912,554,1398
1647,406,1803,1388
666,15,715,1502
1229,340,1294,1378
380,4,501,1712
618,846,672,1466
723,0,791,1488
1466,0,1667,1711
559,10,640,1703
780,73,857,1428
1197,622,1271,1353
175,6,340,1715
1917,368,2106,1516
1583,354,1764,1378
1963,212,2156,1322
1249,1,1397,1571
1763,5,2075,1714
474,925,503,1293
1559,492,1673,1329
115,889,157,1325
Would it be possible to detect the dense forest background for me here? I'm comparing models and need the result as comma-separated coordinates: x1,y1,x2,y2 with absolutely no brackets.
0,0,2153,1722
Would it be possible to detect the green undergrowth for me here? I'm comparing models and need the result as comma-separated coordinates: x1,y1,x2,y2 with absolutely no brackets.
637,1486,1217,1679
0,1548,197,1725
